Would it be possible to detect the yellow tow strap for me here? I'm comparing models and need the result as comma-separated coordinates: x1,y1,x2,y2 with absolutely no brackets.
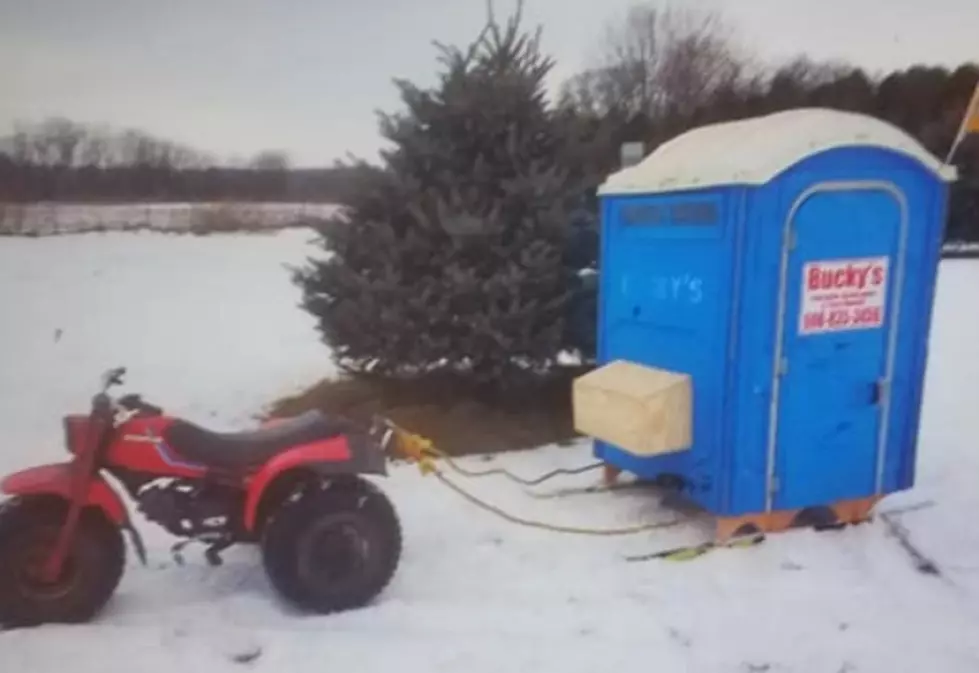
387,422,766,558
390,425,683,536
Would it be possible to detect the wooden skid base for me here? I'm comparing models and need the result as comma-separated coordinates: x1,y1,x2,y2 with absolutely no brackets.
602,464,622,486
716,496,881,542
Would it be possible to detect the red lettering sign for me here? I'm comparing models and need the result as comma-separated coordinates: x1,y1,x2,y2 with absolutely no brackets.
799,257,889,335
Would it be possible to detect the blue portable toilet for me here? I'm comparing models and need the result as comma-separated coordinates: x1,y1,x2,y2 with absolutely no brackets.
592,108,956,536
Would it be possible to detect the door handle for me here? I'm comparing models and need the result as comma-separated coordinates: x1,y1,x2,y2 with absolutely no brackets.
869,379,889,406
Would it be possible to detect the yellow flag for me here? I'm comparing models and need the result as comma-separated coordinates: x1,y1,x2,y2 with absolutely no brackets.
966,83,979,133
946,81,979,162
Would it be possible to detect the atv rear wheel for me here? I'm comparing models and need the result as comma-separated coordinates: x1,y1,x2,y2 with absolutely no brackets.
0,497,126,629
261,476,401,614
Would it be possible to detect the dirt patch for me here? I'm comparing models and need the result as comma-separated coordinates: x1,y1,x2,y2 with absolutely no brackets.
269,369,589,456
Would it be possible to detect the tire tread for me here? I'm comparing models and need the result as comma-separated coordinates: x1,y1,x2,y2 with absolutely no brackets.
0,496,126,629
261,476,401,614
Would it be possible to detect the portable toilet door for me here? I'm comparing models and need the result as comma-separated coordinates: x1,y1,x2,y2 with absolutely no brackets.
768,182,908,512
749,120,957,520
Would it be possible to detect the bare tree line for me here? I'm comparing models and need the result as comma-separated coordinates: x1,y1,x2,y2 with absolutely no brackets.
0,118,299,171
560,4,978,158
560,6,749,120
557,4,979,241
0,118,356,204
3,118,217,170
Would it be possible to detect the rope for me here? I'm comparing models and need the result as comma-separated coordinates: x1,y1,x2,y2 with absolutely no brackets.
432,469,684,536
385,420,684,537
383,417,604,486
437,452,605,486
524,480,648,500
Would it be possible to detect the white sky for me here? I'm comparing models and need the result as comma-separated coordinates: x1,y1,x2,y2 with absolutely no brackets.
2,0,977,166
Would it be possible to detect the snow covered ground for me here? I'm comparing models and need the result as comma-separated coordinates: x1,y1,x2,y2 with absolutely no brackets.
1,229,978,672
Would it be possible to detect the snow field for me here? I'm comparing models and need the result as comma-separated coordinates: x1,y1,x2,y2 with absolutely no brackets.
0,230,978,672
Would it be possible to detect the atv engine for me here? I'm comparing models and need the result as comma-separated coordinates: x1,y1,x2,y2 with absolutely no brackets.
136,478,243,540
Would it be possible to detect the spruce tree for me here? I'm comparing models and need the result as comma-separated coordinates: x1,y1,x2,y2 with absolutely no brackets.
295,3,601,391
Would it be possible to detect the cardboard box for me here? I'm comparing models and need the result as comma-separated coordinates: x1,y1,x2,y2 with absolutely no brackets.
573,360,692,456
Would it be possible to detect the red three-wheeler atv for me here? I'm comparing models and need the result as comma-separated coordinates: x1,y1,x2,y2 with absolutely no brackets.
0,367,403,628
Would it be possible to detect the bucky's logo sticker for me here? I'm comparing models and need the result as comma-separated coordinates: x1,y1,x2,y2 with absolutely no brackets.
799,257,889,335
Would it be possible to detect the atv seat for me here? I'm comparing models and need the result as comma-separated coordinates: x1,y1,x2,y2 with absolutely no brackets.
163,410,356,469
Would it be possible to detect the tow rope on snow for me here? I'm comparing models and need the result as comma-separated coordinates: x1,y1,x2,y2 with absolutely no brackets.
385,421,945,564
431,469,686,536
421,451,608,487
403,443,652,500
387,421,705,542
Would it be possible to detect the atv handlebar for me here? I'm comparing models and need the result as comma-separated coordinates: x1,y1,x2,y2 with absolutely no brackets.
100,366,126,393
95,367,161,425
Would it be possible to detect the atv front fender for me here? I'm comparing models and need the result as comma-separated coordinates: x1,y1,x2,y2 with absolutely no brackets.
1,463,128,525
242,434,387,532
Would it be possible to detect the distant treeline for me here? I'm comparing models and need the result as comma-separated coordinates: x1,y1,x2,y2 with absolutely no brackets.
0,119,356,203
0,160,359,204
557,11,979,243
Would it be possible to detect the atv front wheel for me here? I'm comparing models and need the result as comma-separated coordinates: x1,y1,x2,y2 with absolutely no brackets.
0,497,126,629
261,476,402,614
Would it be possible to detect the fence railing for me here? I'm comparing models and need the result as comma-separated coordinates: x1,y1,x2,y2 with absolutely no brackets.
942,241,979,258
0,202,341,236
